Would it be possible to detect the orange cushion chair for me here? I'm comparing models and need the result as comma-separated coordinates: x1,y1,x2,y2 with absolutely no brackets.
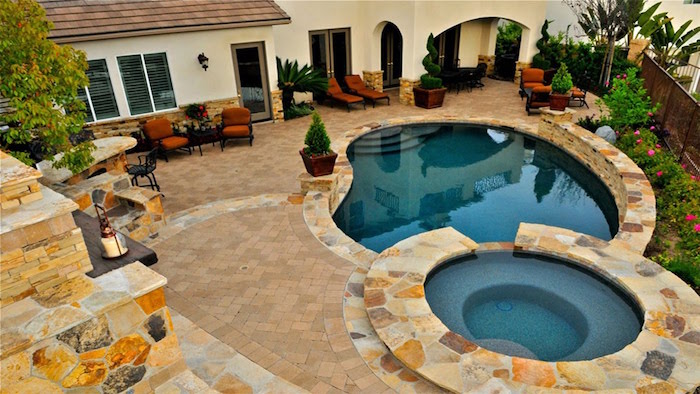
142,118,191,162
327,78,365,112
344,75,390,108
218,107,253,150
570,87,589,108
526,85,552,114
519,68,546,100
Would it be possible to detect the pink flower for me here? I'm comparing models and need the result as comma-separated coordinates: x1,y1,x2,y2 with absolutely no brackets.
656,171,663,177
647,149,655,156
616,74,621,79
682,163,687,169
650,126,656,131
686,214,697,221
615,131,620,136
634,130,640,135
695,224,700,232
636,139,642,144
655,144,661,148
605,81,610,87
648,112,654,117
623,73,627,79
692,175,697,180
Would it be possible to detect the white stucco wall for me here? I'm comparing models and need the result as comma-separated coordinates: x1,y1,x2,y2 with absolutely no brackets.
70,26,278,120
273,0,548,81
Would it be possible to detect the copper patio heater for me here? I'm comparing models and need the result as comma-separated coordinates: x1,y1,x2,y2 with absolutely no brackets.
94,204,128,258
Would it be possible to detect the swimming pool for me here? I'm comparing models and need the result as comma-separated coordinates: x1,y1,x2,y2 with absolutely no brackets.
332,123,619,252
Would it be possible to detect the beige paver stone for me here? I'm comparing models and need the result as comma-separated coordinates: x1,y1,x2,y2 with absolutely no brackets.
0,350,31,384
3,375,63,393
32,342,79,381
394,340,425,370
212,372,253,394
556,361,606,390
146,334,182,368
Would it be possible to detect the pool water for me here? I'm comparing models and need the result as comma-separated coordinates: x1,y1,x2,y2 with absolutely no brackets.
425,251,643,361
332,124,619,252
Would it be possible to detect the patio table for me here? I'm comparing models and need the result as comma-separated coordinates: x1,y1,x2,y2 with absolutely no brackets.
188,127,219,156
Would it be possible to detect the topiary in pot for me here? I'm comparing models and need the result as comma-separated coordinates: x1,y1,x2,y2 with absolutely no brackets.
414,34,447,109
300,112,337,177
549,63,573,111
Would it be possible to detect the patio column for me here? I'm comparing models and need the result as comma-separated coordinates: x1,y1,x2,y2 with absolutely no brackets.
478,19,499,76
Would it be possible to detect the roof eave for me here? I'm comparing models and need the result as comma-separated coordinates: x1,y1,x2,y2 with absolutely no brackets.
50,18,291,44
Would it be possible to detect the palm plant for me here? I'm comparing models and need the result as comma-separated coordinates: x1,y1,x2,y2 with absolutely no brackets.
276,57,328,117
650,19,700,71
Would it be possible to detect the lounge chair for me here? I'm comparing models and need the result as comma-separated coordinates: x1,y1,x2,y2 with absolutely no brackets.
327,78,365,112
519,68,546,100
218,107,253,150
344,75,390,107
142,118,191,162
526,85,552,114
570,87,589,108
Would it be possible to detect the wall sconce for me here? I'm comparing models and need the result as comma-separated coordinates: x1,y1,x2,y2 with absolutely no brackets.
198,53,209,71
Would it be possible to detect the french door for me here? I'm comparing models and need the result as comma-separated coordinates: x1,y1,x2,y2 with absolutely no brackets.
309,28,351,87
231,42,271,122
434,25,460,70
381,23,402,88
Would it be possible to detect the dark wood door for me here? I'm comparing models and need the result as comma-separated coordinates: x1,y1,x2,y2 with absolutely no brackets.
381,23,402,88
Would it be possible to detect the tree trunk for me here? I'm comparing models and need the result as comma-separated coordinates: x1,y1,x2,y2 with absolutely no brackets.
604,36,616,86
282,89,294,112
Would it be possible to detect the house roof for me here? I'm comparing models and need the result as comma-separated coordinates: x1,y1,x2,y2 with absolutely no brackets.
39,0,290,43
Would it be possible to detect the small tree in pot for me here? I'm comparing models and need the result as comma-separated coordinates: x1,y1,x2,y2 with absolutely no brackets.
549,63,573,111
414,34,447,109
300,112,337,177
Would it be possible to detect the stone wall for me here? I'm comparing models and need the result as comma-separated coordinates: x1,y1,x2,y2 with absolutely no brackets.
477,54,496,76
0,263,188,393
514,61,531,86
0,152,42,210
270,90,284,123
362,71,384,92
399,78,419,106
628,39,649,65
85,97,240,139
1,154,92,306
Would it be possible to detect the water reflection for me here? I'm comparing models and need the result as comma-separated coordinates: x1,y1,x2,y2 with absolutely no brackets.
333,124,619,252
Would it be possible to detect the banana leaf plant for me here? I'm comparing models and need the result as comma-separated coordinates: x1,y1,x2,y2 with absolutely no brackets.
650,19,700,71
276,57,328,117
633,2,669,40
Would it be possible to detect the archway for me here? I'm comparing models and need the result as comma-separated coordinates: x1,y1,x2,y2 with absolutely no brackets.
381,23,403,88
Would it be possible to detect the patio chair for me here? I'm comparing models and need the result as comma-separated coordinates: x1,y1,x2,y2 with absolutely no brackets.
126,148,160,192
142,118,191,162
327,78,365,112
475,63,487,89
344,75,390,107
519,68,546,100
526,85,552,115
570,87,589,108
457,68,480,93
218,107,253,150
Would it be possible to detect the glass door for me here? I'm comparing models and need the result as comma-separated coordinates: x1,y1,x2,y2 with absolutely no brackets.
231,42,271,122
435,25,460,70
310,28,351,87
381,23,402,88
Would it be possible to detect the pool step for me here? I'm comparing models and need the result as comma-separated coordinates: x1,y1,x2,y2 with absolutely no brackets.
352,125,439,155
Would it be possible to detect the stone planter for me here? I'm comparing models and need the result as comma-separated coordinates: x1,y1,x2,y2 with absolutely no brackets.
549,93,570,111
300,149,337,177
413,87,447,109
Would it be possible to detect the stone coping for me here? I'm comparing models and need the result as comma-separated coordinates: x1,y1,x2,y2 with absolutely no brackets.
37,136,137,184
0,184,78,234
0,262,166,358
302,115,656,264
363,225,699,392
0,151,42,189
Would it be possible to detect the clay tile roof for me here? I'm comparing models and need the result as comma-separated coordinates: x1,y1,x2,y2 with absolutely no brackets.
38,0,290,43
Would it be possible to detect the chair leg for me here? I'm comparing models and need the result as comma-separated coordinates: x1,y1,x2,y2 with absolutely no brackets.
150,172,161,192
163,151,168,163
363,101,366,110
387,97,390,106
250,135,254,146
220,139,225,151
130,176,136,187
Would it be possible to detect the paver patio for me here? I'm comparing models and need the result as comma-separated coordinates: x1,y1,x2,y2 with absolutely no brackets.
144,80,605,393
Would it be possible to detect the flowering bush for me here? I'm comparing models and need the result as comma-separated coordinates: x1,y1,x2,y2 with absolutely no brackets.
598,68,660,132
184,103,209,122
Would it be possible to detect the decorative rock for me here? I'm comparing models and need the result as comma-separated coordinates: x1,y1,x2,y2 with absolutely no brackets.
57,316,113,353
394,285,424,298
33,276,94,308
380,354,402,373
364,289,386,308
144,313,167,342
635,260,664,277
32,343,79,381
556,361,606,390
105,300,146,337
636,381,676,394
665,315,685,337
595,126,616,144
212,372,253,394
61,361,108,387
659,288,678,299
439,331,477,355
146,334,181,367
134,287,166,315
679,331,700,345
394,340,425,370
366,307,399,329
101,365,146,394
511,358,556,387
105,334,150,369
640,350,675,380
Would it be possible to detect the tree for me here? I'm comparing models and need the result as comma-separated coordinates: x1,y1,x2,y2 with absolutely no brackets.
495,22,522,58
650,19,700,71
0,0,94,173
420,34,442,89
276,57,328,117
532,20,555,70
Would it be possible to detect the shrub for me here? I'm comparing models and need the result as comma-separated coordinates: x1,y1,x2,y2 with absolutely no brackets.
284,102,314,120
420,34,442,90
598,67,660,131
303,112,331,156
576,115,604,132
495,22,522,57
551,63,573,94
184,103,208,122
277,57,328,116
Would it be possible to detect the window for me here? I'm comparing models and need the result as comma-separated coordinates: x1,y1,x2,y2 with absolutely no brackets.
78,59,119,122
117,53,176,116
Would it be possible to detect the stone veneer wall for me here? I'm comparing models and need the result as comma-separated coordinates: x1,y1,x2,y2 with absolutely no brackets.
362,71,384,92
85,97,240,139
477,54,496,76
0,263,188,393
270,89,285,123
514,61,531,86
399,78,419,106
1,153,92,306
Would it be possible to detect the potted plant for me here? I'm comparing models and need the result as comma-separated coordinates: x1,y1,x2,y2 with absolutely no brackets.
414,34,447,109
300,112,337,177
184,103,210,132
549,63,573,111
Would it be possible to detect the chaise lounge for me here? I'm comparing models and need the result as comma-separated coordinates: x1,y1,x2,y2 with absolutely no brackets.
326,78,365,112
344,75,390,107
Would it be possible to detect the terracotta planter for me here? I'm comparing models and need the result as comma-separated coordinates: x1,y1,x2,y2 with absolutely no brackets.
413,87,447,109
300,149,338,177
549,93,570,111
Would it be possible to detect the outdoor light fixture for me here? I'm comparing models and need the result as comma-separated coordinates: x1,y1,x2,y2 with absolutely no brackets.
198,53,209,71
95,204,128,258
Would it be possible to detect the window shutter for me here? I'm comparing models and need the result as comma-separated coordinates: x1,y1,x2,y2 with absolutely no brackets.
118,55,153,115
144,53,176,111
77,87,94,123
86,60,119,120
